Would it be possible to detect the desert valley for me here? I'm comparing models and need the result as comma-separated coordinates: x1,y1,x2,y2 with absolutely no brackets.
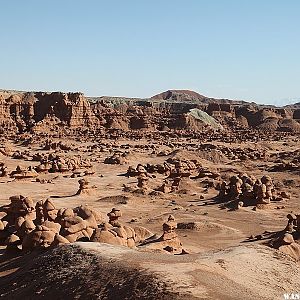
0,89,299,299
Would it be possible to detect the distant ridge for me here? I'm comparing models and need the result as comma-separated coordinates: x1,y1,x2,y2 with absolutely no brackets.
151,89,207,101
151,89,250,105
1,88,300,107
0,87,300,134
284,99,300,107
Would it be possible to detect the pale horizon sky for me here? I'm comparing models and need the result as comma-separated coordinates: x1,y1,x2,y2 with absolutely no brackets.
1,0,300,105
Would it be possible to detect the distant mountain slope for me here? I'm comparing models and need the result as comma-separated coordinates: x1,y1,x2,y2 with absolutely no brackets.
151,89,250,105
284,99,300,108
151,89,207,101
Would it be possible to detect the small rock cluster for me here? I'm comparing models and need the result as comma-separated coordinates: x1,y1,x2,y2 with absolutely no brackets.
104,151,129,165
0,196,102,252
0,196,183,254
10,165,38,179
43,139,73,151
35,154,93,174
91,208,153,248
270,213,300,261
76,179,97,195
0,162,8,177
218,174,284,209
140,215,185,254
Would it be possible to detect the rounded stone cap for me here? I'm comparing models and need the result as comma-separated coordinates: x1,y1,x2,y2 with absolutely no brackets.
22,219,36,230
282,233,294,244
168,215,175,221
261,175,272,184
107,208,122,218
43,199,55,211
6,234,20,244
287,213,297,221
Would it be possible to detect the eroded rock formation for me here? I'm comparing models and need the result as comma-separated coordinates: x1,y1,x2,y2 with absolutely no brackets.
1,89,300,134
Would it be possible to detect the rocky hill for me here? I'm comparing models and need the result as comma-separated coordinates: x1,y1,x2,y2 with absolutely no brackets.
151,89,249,105
0,89,300,134
285,101,300,108
152,89,208,102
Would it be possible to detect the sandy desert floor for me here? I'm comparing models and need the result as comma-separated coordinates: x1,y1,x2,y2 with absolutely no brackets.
0,134,299,299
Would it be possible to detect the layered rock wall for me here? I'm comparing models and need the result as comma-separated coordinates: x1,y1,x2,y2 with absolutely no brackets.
1,90,300,134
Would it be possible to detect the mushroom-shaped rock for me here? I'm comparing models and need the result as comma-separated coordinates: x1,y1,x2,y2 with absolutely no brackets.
76,178,95,195
35,200,45,224
107,208,122,226
42,220,61,234
22,225,56,252
43,199,55,213
5,234,21,252
51,234,70,247
90,223,125,246
73,205,99,229
61,216,90,242
19,219,36,238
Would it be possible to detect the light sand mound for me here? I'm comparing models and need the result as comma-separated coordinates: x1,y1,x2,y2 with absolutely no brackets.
97,194,130,204
177,221,239,234
278,118,300,132
187,108,224,130
0,244,186,300
1,243,299,300
168,149,200,161
169,149,228,165
253,109,280,126
257,117,279,131
81,243,300,299
257,117,300,133
198,149,229,164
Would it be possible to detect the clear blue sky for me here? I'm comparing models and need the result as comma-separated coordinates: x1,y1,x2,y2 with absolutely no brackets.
1,0,300,105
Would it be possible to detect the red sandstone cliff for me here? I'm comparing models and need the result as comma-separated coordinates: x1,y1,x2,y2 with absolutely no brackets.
0,89,300,134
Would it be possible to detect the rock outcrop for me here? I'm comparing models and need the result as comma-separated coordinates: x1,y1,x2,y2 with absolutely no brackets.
1,89,300,134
